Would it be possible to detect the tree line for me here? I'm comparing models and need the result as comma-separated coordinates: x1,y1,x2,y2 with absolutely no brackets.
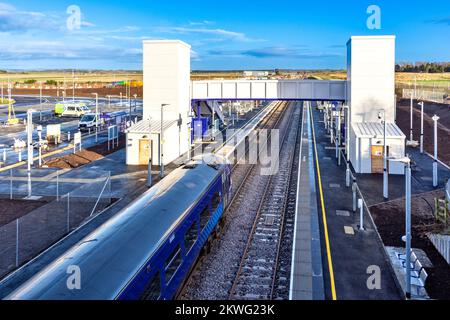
396,62,450,73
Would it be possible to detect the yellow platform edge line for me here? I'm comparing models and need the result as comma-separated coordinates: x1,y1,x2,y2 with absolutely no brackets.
309,104,337,300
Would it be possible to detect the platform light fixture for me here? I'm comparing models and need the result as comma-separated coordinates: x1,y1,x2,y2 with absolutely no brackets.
92,93,99,143
378,110,388,201
160,103,170,179
432,115,440,188
419,102,424,154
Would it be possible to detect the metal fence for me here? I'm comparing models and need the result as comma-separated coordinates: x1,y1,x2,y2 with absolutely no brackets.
402,89,449,104
0,168,111,279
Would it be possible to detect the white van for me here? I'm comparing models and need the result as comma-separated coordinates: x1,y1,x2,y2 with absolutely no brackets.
78,113,101,132
58,104,91,118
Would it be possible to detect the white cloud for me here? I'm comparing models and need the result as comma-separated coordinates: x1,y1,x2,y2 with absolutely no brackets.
189,20,214,26
0,2,55,32
158,26,264,42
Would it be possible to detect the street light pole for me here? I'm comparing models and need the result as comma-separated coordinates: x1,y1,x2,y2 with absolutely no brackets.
72,70,75,102
338,106,342,165
39,83,43,121
432,115,440,188
27,109,34,172
419,102,424,154
388,156,412,299
405,158,412,299
37,125,42,167
409,95,413,143
160,104,169,179
92,93,99,143
147,117,152,188
379,110,388,201
343,105,351,187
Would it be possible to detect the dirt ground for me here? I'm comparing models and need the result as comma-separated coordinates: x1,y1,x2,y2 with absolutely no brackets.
0,198,50,227
396,99,450,166
371,189,450,300
44,135,126,169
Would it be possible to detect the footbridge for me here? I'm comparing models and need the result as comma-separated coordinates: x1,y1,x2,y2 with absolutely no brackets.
191,79,347,101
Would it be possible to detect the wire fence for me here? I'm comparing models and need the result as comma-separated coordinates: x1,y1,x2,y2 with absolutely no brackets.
401,89,449,105
0,168,111,279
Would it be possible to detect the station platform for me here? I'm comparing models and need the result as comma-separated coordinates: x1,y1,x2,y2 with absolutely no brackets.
290,104,324,300
310,105,405,300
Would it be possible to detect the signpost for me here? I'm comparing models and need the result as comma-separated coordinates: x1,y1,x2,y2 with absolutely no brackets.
74,131,82,154
108,125,119,151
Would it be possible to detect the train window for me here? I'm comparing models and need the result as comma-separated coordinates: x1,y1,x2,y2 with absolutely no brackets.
199,206,210,230
185,221,198,253
141,272,160,300
165,246,182,283
211,192,221,213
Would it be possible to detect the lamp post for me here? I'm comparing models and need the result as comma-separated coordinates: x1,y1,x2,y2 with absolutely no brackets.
432,115,440,188
160,104,170,178
147,116,152,188
342,105,350,187
419,102,424,154
92,93,99,143
336,106,341,165
128,82,132,114
27,109,34,172
133,94,137,112
388,156,412,299
37,125,42,167
212,101,216,141
72,70,75,102
39,83,43,121
379,110,388,201
409,95,413,143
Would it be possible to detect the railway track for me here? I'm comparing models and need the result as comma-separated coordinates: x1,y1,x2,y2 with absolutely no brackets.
178,101,293,300
228,102,302,300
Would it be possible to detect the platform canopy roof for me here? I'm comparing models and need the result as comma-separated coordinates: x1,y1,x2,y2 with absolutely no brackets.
127,119,178,134
352,122,406,139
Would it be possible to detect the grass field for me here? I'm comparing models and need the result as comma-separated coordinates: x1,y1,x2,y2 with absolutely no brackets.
0,71,142,84
396,72,450,88
0,70,449,88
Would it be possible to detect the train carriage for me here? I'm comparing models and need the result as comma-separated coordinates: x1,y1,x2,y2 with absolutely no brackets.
7,156,232,300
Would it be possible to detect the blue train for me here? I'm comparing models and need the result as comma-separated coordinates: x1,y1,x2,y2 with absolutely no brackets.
7,155,232,300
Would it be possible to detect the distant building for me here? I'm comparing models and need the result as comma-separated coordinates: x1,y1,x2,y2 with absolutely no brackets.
243,71,269,78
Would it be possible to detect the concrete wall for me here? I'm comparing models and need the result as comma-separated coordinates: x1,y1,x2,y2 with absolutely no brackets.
143,40,191,159
347,36,396,124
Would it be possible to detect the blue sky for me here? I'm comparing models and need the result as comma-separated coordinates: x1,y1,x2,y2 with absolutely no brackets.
0,0,448,70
